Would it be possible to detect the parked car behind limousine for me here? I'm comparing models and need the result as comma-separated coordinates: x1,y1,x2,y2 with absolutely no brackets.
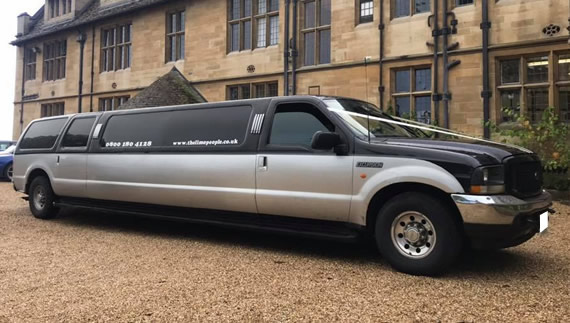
0,145,15,181
12,96,552,275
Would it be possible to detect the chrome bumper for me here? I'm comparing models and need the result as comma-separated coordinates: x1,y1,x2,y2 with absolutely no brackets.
451,191,552,225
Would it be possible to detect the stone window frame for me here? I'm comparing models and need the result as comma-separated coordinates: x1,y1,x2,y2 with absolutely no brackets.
41,102,65,118
24,48,37,81
227,81,279,100
166,9,186,62
227,0,279,53
495,53,566,124
300,0,332,66
43,39,67,82
100,22,133,72
392,0,431,19
357,0,374,24
391,66,433,123
99,96,131,112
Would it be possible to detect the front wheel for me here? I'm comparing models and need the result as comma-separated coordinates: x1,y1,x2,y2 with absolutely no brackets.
29,176,59,219
375,192,462,276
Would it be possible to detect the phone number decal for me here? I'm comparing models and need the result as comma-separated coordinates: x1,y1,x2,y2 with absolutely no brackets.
105,141,153,148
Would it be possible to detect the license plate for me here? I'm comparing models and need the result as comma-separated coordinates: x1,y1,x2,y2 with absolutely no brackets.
539,211,549,233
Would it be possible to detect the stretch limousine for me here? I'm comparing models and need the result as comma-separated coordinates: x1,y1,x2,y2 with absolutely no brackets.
13,96,552,275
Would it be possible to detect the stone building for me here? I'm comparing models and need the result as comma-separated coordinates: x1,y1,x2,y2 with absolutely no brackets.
11,0,570,139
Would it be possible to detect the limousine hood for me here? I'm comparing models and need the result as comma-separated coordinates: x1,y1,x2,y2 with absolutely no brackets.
381,137,530,162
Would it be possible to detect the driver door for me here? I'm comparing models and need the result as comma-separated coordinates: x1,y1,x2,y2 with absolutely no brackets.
255,101,353,222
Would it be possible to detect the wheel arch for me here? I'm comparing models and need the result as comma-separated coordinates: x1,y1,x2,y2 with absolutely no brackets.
366,182,464,233
25,168,51,195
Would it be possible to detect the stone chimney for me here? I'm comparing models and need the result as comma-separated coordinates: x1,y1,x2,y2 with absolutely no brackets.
16,13,31,37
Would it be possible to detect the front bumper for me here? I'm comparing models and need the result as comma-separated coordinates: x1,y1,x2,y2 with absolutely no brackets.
451,191,552,249
451,191,552,225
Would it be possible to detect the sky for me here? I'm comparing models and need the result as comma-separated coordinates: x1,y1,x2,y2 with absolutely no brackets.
0,0,45,140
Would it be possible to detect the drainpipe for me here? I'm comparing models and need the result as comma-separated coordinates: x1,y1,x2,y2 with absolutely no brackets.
481,0,491,139
291,0,298,95
378,0,385,110
77,32,86,113
442,0,450,128
89,25,95,112
284,0,290,96
431,0,440,124
20,46,26,135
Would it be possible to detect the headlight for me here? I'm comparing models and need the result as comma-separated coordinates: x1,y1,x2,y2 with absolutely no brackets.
470,165,505,194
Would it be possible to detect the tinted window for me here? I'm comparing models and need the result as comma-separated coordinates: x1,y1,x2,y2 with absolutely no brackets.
20,118,68,149
61,117,96,148
269,105,333,147
101,106,252,149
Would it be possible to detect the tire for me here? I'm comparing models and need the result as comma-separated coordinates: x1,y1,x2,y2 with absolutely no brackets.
374,192,462,276
3,163,12,181
28,176,59,220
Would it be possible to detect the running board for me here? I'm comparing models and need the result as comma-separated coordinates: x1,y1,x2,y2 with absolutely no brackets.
55,198,363,242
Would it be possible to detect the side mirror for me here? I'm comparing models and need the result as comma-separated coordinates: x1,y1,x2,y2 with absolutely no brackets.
311,131,341,150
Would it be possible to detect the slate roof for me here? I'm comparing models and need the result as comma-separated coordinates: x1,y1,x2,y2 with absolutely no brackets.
13,0,175,45
118,67,207,109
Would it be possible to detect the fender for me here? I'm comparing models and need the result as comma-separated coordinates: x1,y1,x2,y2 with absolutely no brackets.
348,157,465,226
13,155,57,194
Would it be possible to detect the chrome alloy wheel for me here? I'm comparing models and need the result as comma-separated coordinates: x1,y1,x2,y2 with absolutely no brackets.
33,186,47,211
391,211,437,259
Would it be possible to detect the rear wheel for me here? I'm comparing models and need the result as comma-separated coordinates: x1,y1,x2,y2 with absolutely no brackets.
29,176,59,219
3,163,12,181
375,192,462,276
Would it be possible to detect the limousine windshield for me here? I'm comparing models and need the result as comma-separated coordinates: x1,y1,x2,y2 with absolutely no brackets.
326,99,424,139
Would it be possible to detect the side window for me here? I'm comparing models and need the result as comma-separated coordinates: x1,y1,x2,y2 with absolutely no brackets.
61,117,96,148
269,104,334,148
101,106,252,149
19,118,68,150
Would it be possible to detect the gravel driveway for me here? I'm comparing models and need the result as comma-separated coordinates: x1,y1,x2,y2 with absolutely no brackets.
0,182,569,322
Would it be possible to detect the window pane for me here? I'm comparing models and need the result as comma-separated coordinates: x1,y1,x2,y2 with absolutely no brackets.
500,90,520,122
560,87,570,123
501,59,520,84
319,29,331,64
395,70,411,93
527,56,549,83
415,0,430,14
558,54,570,81
457,0,473,5
244,0,252,17
415,96,431,124
395,0,410,17
320,0,331,26
169,36,176,61
269,16,279,45
229,86,239,100
231,0,240,20
258,0,266,14
178,34,185,59
268,83,278,96
527,88,549,123
305,1,315,28
415,68,431,91
20,118,68,149
360,0,373,23
257,18,267,47
243,20,251,50
231,23,239,51
241,84,251,99
102,107,252,149
255,84,265,98
62,117,96,147
395,97,411,118
169,13,176,34
304,32,315,66
269,0,279,11
269,110,332,147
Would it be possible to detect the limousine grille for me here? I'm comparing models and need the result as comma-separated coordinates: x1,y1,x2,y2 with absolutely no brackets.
505,157,542,198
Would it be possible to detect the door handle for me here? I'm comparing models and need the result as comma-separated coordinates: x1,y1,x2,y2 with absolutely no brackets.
56,155,60,165
258,156,268,171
